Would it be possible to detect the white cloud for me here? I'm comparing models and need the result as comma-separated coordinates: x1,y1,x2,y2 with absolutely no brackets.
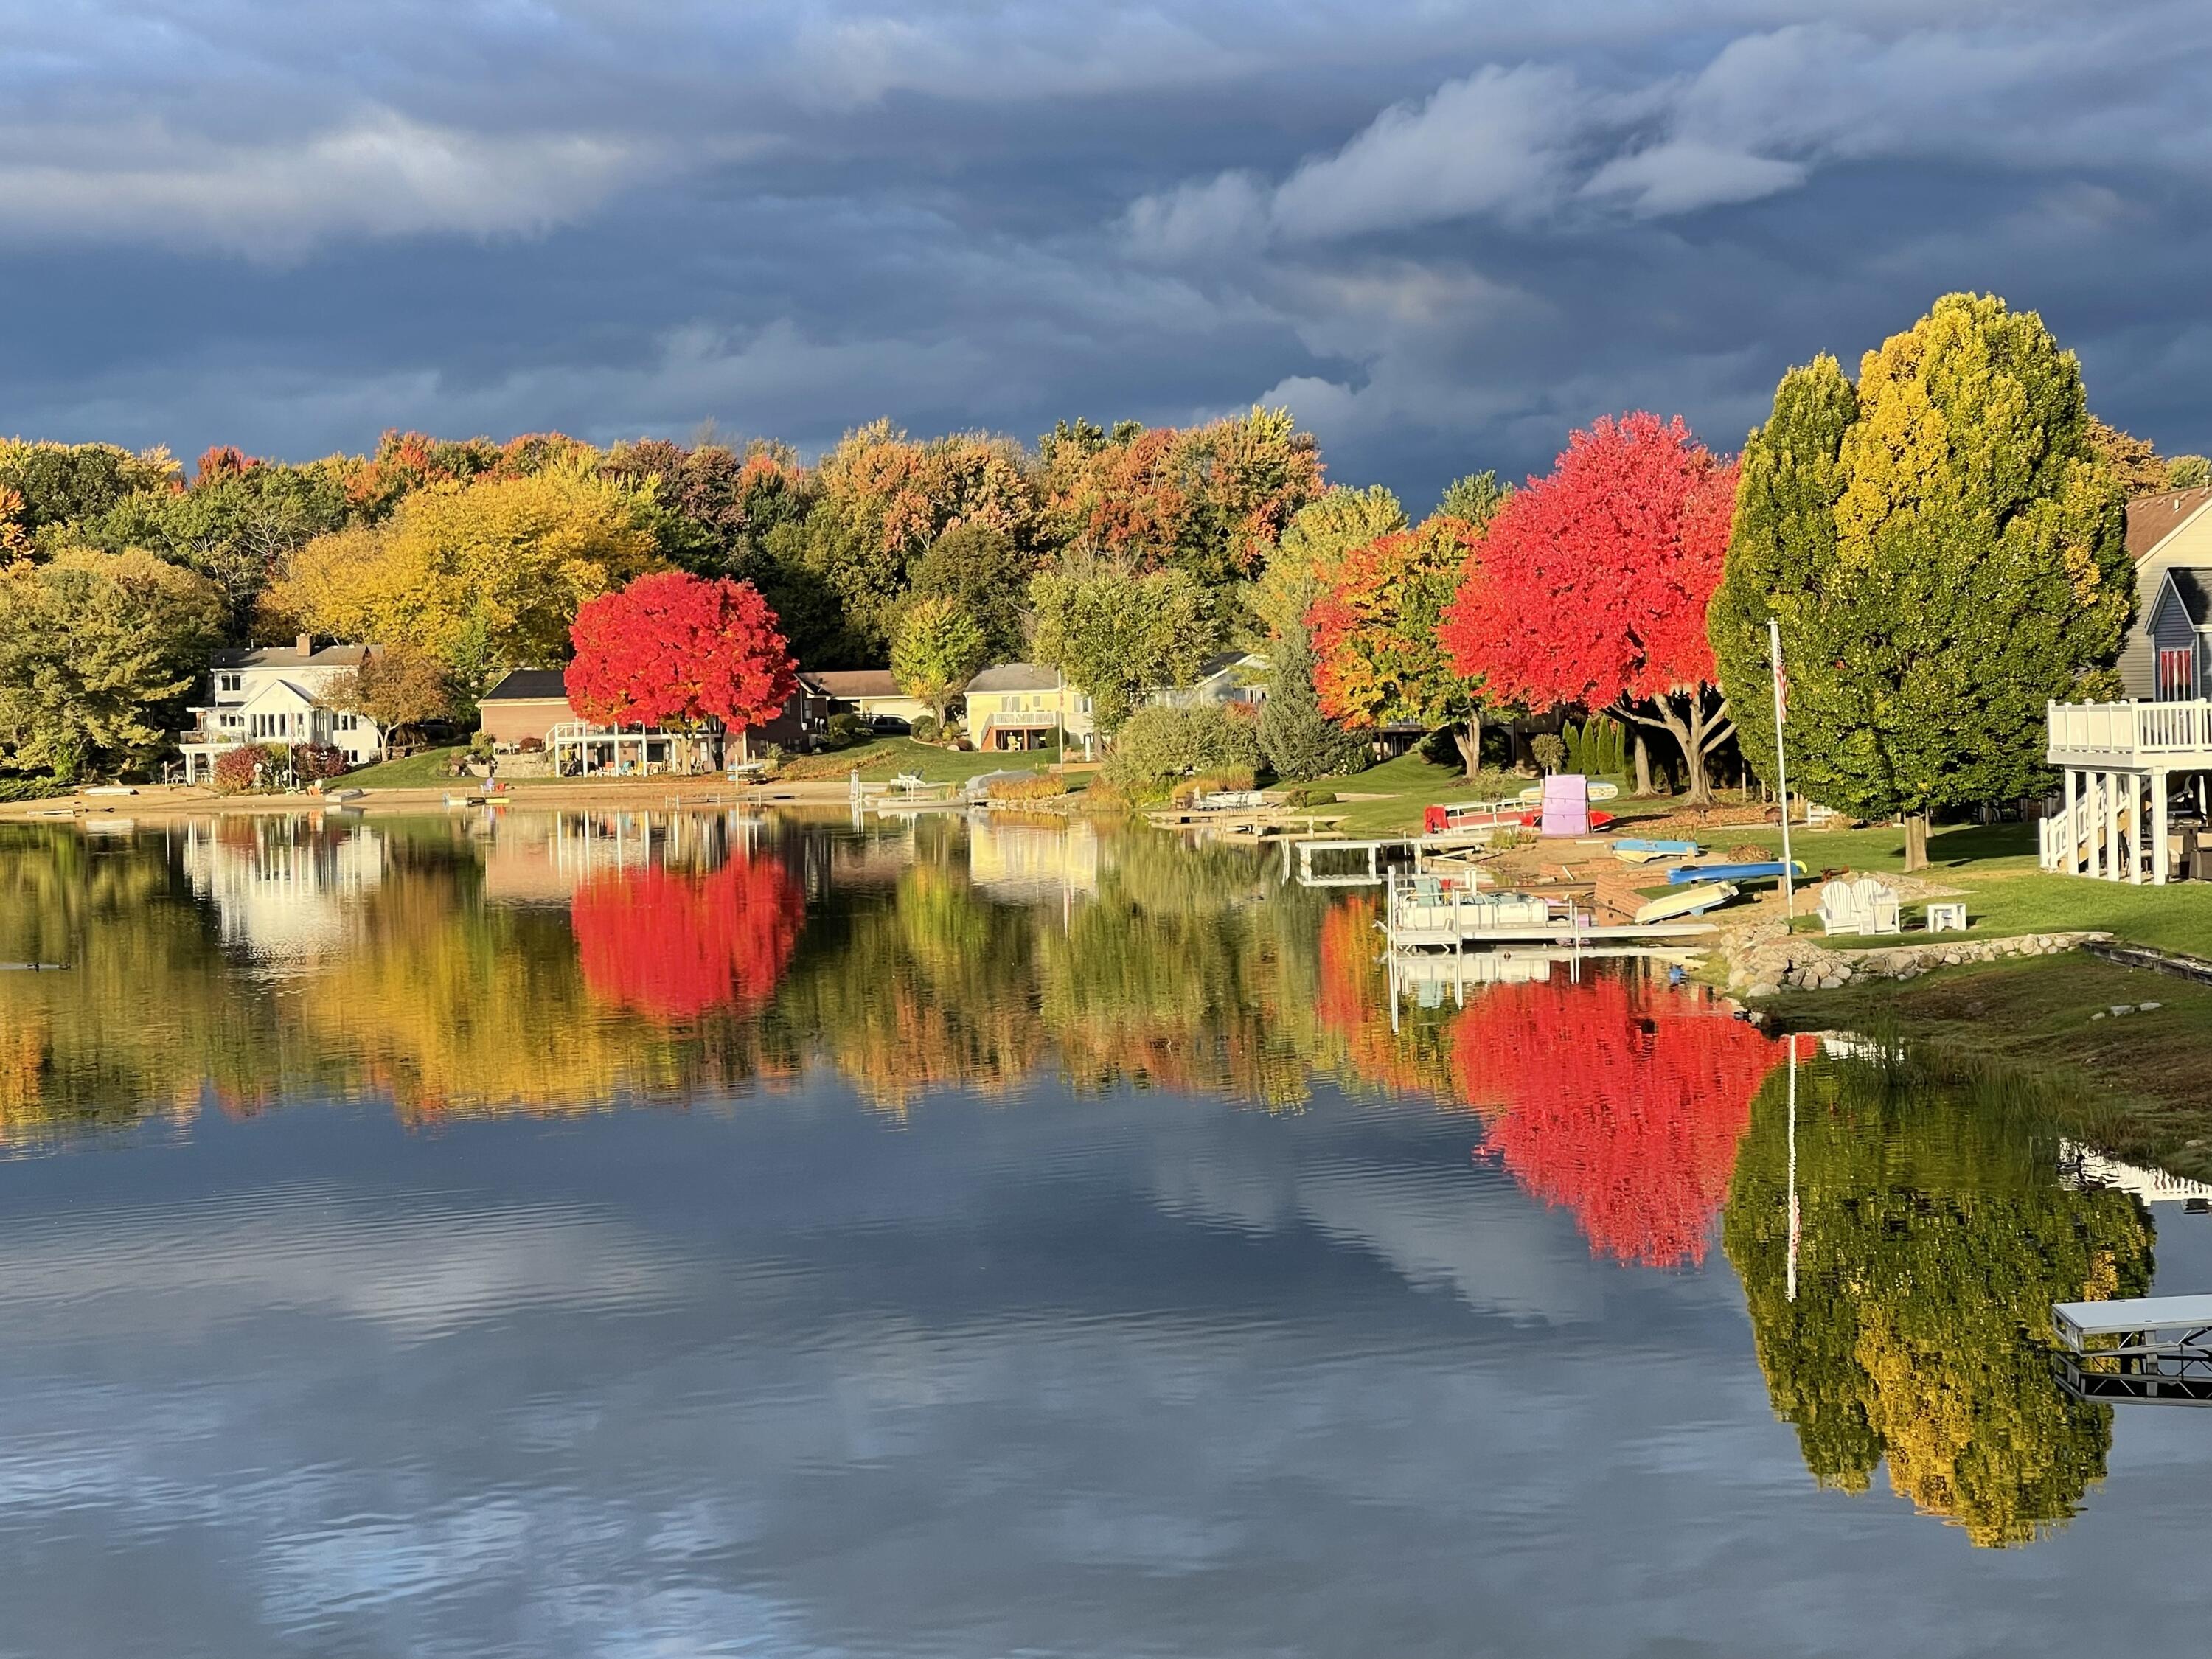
0,111,655,260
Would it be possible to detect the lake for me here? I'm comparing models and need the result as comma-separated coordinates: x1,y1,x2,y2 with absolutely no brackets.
1,808,2207,1657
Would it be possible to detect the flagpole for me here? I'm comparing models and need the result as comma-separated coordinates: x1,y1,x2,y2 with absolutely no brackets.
1768,617,1795,919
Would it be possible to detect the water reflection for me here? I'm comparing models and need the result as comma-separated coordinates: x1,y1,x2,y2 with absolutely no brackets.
0,807,2191,1587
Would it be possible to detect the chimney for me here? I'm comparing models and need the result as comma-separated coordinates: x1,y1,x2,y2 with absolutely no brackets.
296,633,312,655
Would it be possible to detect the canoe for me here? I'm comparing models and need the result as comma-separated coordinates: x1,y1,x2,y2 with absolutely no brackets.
1614,838,1700,864
1634,882,1738,925
1666,860,1806,886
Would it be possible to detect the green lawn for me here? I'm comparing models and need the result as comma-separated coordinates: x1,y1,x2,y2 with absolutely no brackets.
778,737,1074,785
343,747,470,789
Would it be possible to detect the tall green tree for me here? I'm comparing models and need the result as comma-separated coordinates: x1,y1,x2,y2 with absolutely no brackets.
0,548,225,779
891,597,989,728
1710,293,2131,866
1029,565,1214,733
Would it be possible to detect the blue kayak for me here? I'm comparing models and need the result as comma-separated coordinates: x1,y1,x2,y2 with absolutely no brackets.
1667,860,1805,885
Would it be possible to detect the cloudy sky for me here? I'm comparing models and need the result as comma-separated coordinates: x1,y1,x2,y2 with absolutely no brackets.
6,1,2210,507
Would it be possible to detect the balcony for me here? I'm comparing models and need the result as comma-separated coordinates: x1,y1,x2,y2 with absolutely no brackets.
2047,698,2212,772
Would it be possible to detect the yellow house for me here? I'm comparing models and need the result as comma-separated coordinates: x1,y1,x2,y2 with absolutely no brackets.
961,664,1094,754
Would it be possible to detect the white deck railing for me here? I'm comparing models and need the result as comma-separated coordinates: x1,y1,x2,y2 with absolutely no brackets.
2047,698,2212,767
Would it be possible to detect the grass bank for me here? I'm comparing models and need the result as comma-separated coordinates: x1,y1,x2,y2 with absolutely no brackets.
1763,951,2212,1183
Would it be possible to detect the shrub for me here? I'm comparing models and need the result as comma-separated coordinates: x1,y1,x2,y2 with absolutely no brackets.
293,744,349,782
985,773,1067,802
1531,733,1566,773
1105,704,1263,790
210,746,268,794
910,714,940,742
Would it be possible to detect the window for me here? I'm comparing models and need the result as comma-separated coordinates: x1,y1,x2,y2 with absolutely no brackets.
2158,646,2197,701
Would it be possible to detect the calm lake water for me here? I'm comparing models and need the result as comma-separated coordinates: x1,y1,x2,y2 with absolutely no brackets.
1,809,2208,1658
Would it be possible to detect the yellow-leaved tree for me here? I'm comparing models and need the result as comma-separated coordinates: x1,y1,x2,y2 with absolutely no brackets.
273,470,661,698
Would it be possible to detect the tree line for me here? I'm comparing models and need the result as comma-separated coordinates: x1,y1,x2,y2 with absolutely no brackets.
1,291,2199,831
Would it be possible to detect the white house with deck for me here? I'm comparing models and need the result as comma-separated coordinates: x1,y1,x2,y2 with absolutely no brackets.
176,637,385,782
2042,486,2212,883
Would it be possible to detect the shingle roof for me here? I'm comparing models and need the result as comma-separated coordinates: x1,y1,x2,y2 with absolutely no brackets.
2163,566,2212,628
210,643,378,669
965,663,1060,692
2126,487,2212,561
481,669,572,702
807,669,902,699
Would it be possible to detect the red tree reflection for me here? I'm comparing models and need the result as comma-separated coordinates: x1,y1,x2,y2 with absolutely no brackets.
573,857,805,1022
1453,976,1785,1267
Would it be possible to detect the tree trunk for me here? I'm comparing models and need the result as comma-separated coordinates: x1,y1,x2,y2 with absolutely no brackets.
1632,731,1654,796
1451,711,1484,779
1903,813,1930,872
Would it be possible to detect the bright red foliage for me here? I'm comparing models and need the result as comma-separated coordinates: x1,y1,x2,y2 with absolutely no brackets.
1439,413,1738,709
566,571,798,734
572,856,806,1022
1452,974,1787,1267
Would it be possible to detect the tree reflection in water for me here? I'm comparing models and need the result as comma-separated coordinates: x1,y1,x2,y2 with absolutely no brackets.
573,857,805,1021
1451,975,1786,1268
1725,1051,2154,1547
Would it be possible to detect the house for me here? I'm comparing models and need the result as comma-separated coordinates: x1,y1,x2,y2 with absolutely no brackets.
177,637,384,782
962,664,1094,754
806,669,931,728
475,667,834,771
2115,485,2212,697
2042,488,2212,883
1144,650,1270,712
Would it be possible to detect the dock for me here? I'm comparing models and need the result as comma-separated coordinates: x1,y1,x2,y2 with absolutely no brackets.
2051,1293,2212,1405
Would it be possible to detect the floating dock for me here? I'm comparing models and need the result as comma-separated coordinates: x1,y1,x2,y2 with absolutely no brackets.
2051,1293,2212,1405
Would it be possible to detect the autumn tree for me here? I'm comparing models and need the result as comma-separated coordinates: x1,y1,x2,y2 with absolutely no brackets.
0,548,224,779
1709,295,2130,866
1249,484,1407,643
1038,407,1324,588
1028,564,1216,733
1440,414,1739,802
566,571,798,753
1309,515,1494,777
275,470,661,700
891,597,989,728
317,645,463,757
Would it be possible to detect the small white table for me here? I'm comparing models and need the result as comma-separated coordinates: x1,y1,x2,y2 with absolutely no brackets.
1925,901,1968,933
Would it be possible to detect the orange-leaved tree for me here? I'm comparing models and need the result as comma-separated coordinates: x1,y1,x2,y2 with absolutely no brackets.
1439,413,1738,801
1307,514,1496,777
566,571,798,748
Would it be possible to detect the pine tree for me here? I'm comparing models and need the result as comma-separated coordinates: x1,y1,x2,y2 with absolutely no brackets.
1710,294,2131,866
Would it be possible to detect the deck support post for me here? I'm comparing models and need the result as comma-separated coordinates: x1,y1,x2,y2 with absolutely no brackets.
2152,768,2170,886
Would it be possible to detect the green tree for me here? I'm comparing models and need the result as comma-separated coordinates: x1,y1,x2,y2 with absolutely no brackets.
1029,565,1215,733
891,597,989,728
1257,630,1366,780
0,548,224,779
1436,469,1512,529
910,523,1032,661
1710,294,2130,868
1249,484,1407,644
1725,1051,2152,1547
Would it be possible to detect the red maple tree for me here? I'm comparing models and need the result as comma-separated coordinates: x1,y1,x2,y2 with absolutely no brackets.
1451,974,1786,1267
566,571,799,740
572,856,806,1022
1438,413,1739,801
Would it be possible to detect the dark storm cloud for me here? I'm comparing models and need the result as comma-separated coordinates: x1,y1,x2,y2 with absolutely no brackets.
1,1,2208,506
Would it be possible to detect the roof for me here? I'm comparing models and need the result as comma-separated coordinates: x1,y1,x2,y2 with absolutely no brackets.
807,669,902,699
210,643,377,669
2157,566,2212,628
481,669,572,703
2126,487,2212,561
965,663,1060,693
